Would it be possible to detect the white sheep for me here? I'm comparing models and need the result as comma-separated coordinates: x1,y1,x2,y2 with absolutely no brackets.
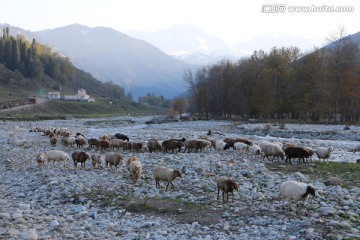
14,139,28,147
215,140,230,152
91,153,102,169
314,147,332,162
46,150,70,166
110,138,124,151
261,142,285,161
249,144,262,155
234,142,249,152
67,136,76,147
128,157,142,183
280,180,317,214
105,152,123,172
153,166,182,191
36,153,46,167
351,143,360,153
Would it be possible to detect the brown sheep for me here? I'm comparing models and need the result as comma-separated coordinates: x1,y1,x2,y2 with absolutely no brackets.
88,138,101,149
99,140,111,151
132,142,143,152
210,139,217,150
162,140,184,153
235,138,253,146
72,151,90,169
50,137,57,147
184,140,205,153
48,132,55,138
75,136,87,149
122,142,133,152
105,152,123,172
223,138,252,149
147,140,162,153
217,176,240,202
44,129,52,136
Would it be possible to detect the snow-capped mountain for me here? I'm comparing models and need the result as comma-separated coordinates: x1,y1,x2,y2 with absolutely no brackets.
128,25,324,65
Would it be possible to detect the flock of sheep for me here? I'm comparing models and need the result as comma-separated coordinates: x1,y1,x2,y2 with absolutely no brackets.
22,125,351,214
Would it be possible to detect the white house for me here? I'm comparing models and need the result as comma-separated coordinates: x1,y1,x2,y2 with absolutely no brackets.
48,91,61,100
64,88,93,102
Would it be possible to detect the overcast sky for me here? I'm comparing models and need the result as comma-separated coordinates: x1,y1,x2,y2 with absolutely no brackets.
0,0,358,45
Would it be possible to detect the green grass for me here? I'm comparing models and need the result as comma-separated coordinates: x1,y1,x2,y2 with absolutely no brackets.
0,97,167,120
267,162,360,188
311,162,360,188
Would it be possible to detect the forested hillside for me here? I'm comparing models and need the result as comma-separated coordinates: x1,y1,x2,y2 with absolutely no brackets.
185,31,360,122
0,27,126,99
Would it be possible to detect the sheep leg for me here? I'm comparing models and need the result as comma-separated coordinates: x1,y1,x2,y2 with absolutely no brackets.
155,180,160,189
169,182,176,191
217,188,220,199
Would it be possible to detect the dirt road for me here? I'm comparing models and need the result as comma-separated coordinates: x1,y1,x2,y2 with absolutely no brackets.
0,98,47,113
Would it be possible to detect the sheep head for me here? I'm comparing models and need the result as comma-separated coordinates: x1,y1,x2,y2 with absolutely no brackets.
302,185,316,199
173,170,182,179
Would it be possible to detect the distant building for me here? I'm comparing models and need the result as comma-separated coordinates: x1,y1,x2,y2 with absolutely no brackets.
48,91,61,100
64,88,94,102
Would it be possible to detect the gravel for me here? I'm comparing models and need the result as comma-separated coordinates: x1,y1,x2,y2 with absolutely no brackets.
0,116,359,239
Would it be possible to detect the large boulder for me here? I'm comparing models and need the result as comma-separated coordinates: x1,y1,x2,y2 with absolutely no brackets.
145,115,179,124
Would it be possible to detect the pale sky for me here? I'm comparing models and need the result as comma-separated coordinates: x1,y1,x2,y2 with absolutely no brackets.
0,0,359,46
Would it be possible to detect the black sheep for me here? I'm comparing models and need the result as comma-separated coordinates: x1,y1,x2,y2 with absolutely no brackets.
115,133,129,142
285,147,311,164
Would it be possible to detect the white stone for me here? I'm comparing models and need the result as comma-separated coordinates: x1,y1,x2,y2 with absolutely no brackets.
50,220,60,228
19,229,38,240
0,213,11,219
19,204,31,210
74,205,87,213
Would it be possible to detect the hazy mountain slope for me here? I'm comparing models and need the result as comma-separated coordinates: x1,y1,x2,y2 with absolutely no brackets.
35,24,195,98
127,24,245,65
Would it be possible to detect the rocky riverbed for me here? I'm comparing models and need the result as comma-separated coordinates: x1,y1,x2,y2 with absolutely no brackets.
0,117,359,239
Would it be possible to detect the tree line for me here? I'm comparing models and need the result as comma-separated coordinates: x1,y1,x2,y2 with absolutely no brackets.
184,30,360,123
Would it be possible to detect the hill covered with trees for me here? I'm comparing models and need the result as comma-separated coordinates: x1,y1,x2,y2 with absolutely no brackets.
0,27,126,100
185,29,360,123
